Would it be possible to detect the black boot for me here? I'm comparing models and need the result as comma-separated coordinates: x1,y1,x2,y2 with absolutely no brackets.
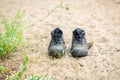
48,28,66,58
71,28,88,57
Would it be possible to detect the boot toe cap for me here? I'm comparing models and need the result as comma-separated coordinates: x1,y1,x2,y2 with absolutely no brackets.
71,47,88,57
48,46,65,58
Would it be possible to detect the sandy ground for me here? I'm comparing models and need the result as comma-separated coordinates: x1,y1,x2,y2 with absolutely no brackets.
0,0,120,80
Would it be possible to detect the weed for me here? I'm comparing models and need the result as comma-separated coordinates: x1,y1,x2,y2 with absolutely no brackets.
0,66,8,74
7,50,54,80
7,50,28,80
0,11,23,58
25,75,54,80
27,0,70,27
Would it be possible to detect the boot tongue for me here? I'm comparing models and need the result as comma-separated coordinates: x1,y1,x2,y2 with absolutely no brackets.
75,36,83,44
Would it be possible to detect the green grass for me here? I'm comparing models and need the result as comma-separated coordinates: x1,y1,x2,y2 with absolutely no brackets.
25,75,54,80
0,12,23,58
7,50,28,80
0,65,8,73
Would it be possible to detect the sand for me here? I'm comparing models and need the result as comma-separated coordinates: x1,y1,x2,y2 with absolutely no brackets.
0,0,120,80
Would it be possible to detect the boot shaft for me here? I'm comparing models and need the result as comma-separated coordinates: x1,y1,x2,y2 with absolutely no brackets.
51,28,64,44
72,28,87,45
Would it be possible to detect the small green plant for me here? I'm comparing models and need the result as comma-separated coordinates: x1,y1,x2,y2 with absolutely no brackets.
7,50,54,80
0,12,23,58
0,65,8,73
28,0,70,27
7,50,28,80
25,75,54,80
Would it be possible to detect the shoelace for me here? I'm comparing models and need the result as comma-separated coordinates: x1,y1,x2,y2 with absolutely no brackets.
53,34,61,44
75,36,83,44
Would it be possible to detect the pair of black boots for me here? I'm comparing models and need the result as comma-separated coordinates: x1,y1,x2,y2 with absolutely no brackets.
48,28,88,58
